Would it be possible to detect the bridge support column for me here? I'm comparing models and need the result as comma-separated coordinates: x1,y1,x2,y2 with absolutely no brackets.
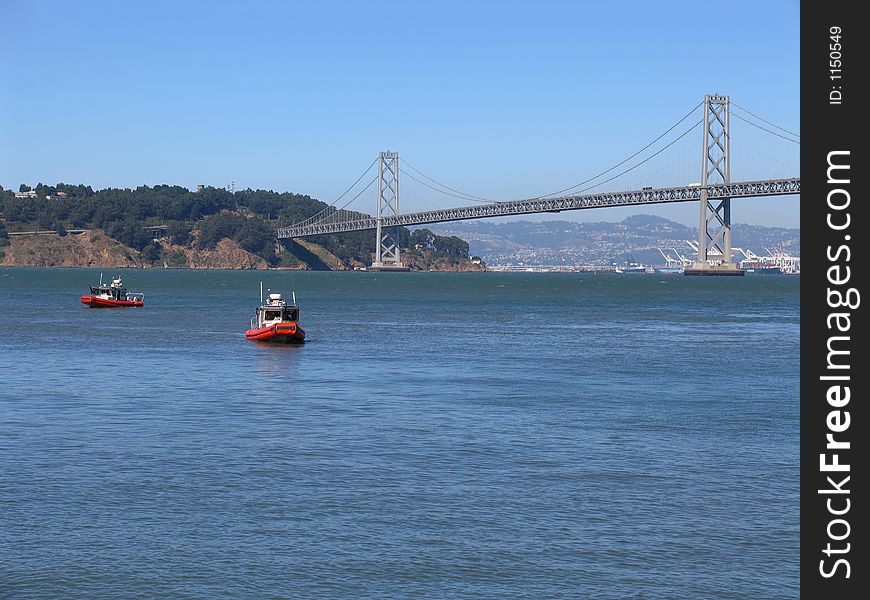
685,94,743,276
371,150,409,271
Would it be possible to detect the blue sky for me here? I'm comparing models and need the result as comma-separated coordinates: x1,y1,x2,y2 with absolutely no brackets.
1,0,800,227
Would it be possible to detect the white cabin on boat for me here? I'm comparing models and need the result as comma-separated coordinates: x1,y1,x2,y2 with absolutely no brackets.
252,292,300,329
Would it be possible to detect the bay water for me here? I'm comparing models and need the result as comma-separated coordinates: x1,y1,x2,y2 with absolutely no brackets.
0,268,800,598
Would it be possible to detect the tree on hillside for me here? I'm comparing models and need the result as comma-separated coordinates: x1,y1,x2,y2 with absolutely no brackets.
55,183,95,198
410,229,468,258
37,211,54,230
105,219,153,251
2,196,39,223
197,213,246,249
34,183,57,198
142,243,162,263
167,221,192,246
237,189,286,218
411,228,436,250
434,235,469,258
187,186,233,220
235,218,274,253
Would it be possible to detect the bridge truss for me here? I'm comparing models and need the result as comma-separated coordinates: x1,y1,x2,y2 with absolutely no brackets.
276,177,800,239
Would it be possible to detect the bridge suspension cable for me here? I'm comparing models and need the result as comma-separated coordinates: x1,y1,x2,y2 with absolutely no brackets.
532,100,705,199
398,100,707,206
731,101,800,140
554,117,703,196
398,166,495,205
291,157,378,228
730,111,800,144
400,159,496,204
315,175,378,225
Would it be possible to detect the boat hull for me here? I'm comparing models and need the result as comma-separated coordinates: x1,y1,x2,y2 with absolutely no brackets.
245,323,305,343
80,295,143,307
743,267,783,275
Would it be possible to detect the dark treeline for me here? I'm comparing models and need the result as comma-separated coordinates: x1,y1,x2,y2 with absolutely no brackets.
0,183,470,266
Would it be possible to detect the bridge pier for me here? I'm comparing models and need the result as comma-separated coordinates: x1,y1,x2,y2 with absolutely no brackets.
370,151,409,271
685,94,743,276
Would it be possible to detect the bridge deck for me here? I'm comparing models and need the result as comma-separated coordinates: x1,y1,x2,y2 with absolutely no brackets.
277,178,800,239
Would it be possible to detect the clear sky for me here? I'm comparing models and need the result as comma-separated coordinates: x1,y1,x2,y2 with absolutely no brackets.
0,0,800,227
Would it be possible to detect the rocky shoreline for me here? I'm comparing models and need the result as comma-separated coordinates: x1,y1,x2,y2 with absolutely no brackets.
0,230,486,272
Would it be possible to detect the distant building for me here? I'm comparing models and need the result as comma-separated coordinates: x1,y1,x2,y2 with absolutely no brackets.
14,190,38,199
196,184,205,192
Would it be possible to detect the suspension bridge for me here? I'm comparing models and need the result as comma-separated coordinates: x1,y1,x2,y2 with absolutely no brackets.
276,94,800,274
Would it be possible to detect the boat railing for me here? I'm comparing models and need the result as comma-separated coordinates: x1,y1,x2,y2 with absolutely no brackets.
126,292,145,301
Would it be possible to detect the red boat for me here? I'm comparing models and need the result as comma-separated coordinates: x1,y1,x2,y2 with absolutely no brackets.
245,288,305,343
80,275,145,307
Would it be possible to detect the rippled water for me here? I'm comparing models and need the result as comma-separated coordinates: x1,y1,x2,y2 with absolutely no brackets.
0,268,799,598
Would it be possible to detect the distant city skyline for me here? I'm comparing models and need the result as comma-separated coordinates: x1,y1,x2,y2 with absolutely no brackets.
1,0,800,228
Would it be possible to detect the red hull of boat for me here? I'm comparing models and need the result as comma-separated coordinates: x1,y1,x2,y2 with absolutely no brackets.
80,295,144,308
245,323,305,343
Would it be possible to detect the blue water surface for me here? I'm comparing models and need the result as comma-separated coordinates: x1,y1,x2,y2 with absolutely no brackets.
0,268,800,598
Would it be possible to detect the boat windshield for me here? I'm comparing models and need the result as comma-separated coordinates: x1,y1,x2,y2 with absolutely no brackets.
91,285,123,298
264,309,284,321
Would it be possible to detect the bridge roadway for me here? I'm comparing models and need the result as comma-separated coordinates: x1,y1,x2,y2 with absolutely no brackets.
276,177,800,239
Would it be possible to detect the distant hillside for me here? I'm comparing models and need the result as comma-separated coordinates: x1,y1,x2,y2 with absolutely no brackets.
428,215,800,266
0,183,482,271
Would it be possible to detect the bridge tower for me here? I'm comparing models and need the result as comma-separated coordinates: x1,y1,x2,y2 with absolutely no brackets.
371,150,409,271
685,94,743,276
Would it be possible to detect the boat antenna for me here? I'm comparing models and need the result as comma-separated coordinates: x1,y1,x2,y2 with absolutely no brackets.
99,272,103,285
259,281,263,303
291,275,297,305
